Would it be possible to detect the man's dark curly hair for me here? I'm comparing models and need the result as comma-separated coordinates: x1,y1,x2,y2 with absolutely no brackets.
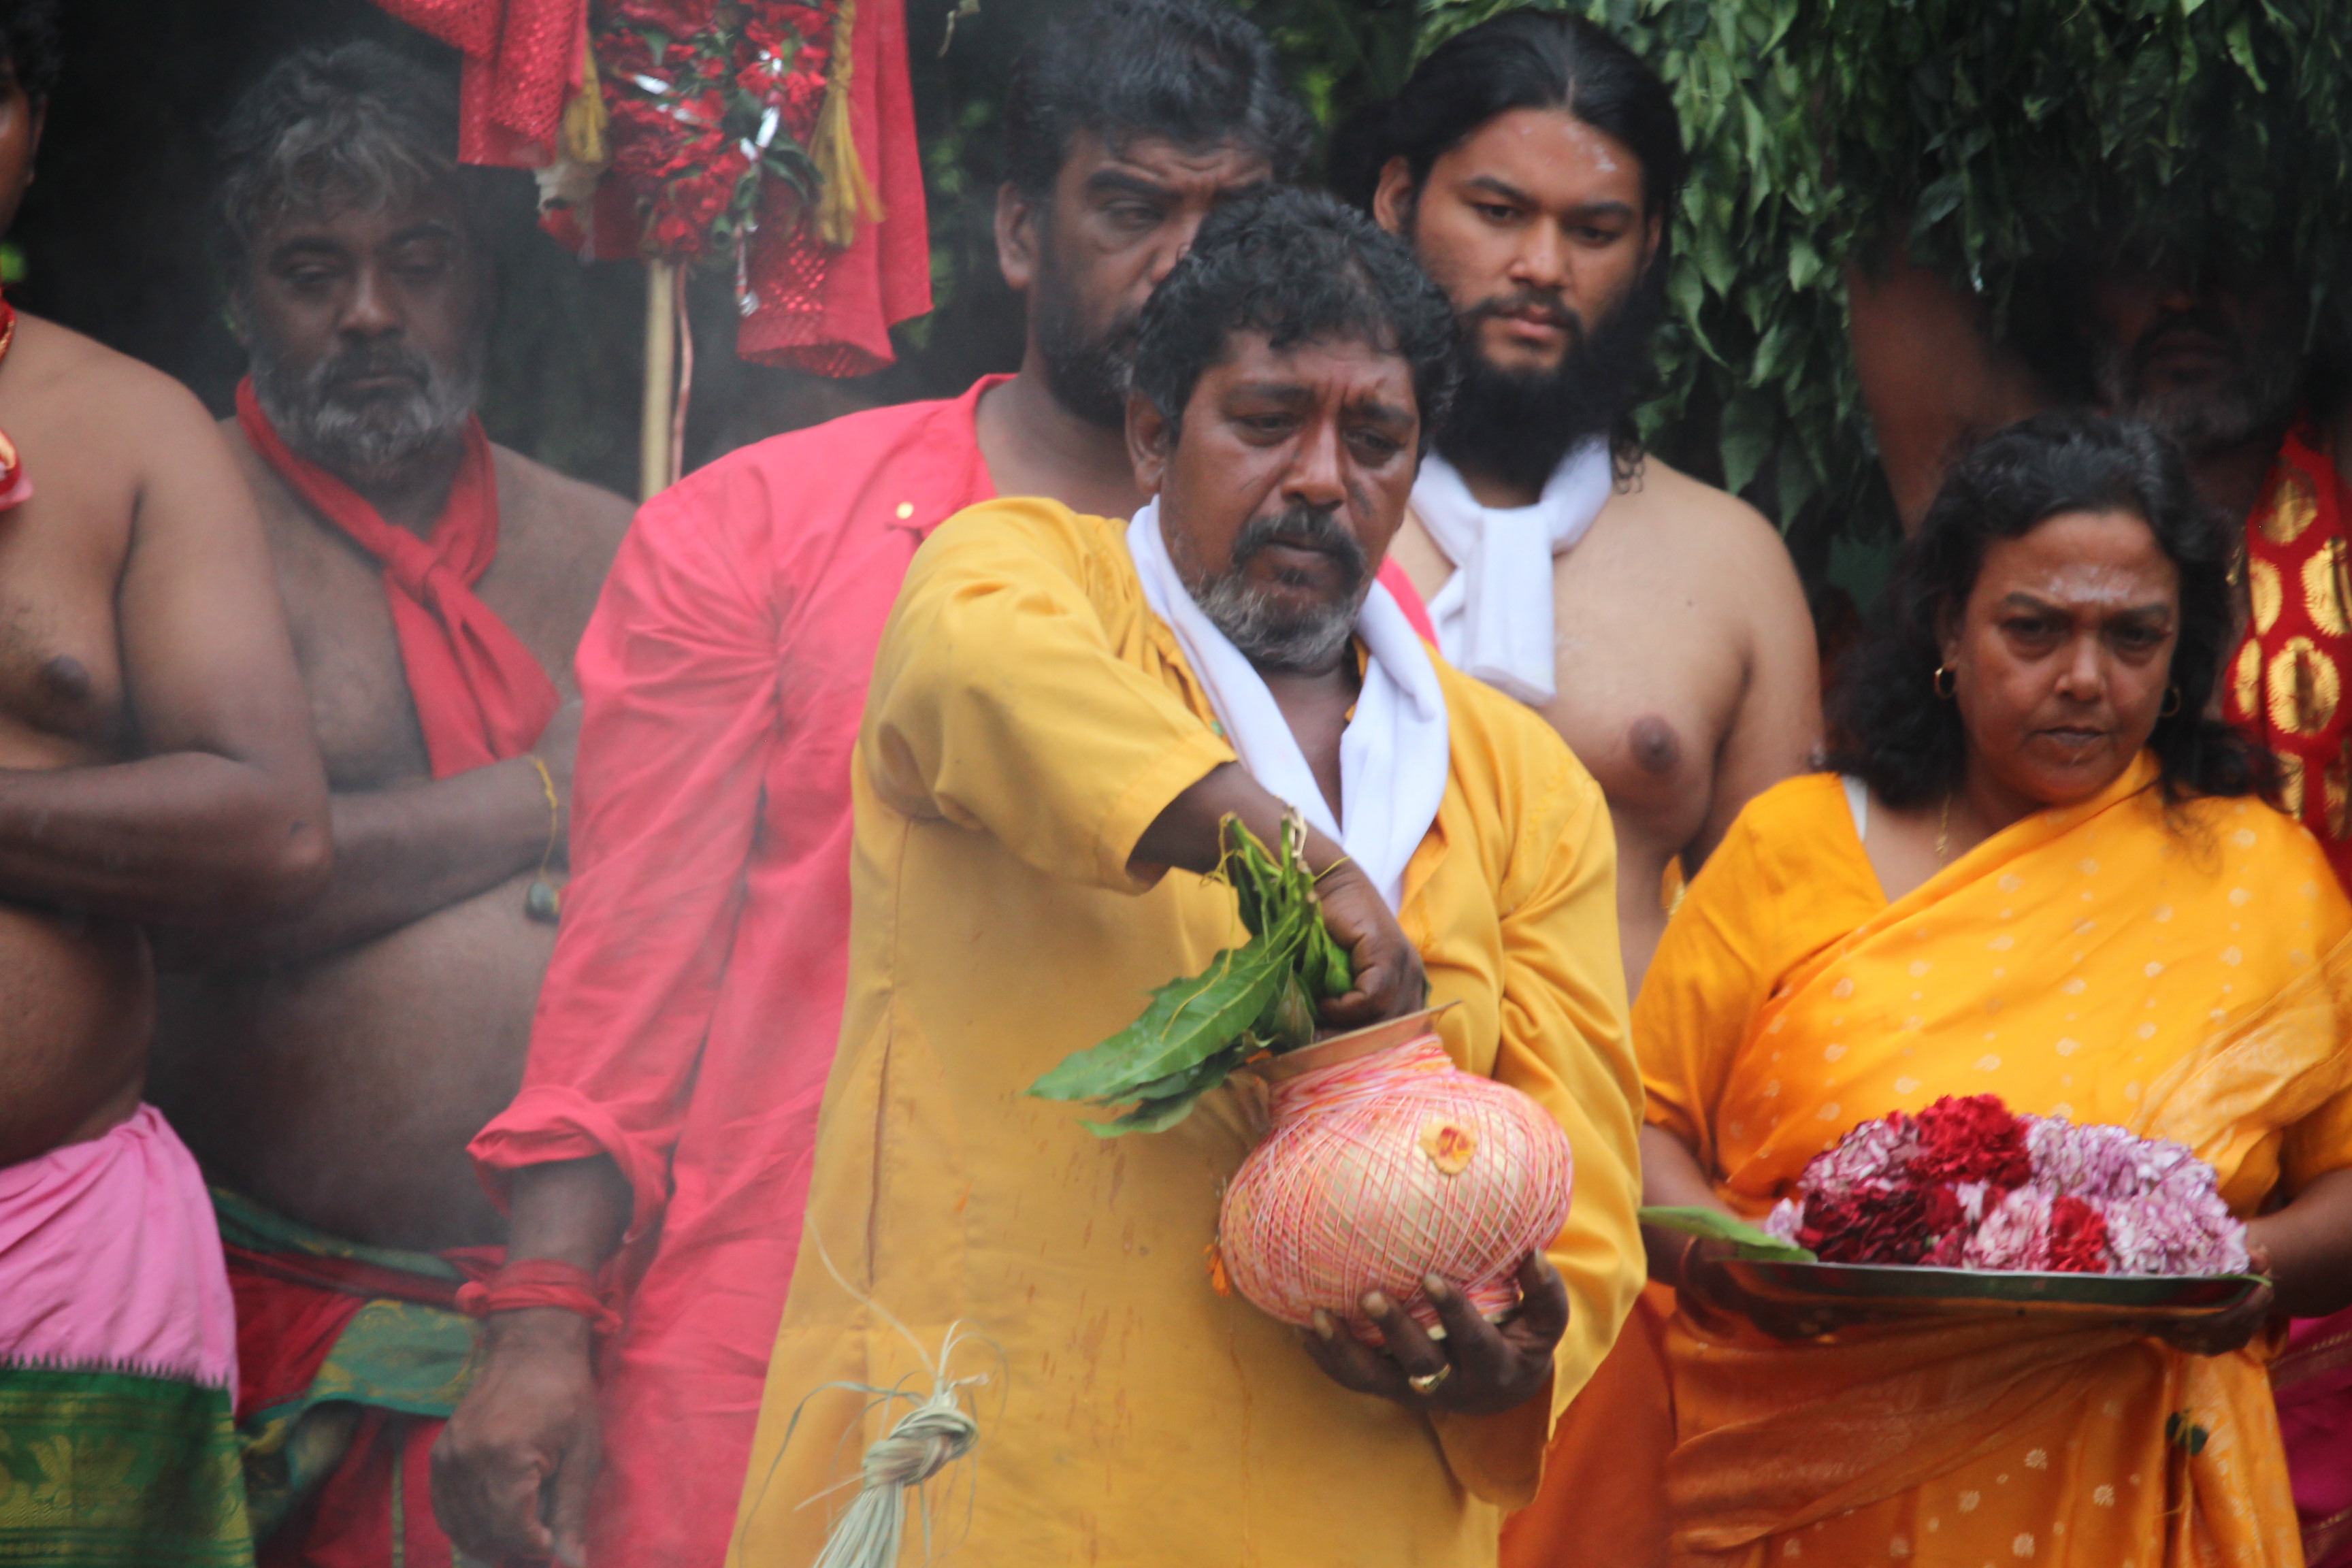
1002,0,1312,203
1129,187,1460,449
1827,410,2261,807
0,0,61,103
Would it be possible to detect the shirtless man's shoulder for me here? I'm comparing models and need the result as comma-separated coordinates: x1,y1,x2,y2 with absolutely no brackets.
6,315,231,509
485,447,632,617
1584,455,1801,601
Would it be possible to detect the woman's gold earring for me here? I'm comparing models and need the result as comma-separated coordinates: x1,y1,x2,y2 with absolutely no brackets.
2161,686,2183,717
1933,664,1957,700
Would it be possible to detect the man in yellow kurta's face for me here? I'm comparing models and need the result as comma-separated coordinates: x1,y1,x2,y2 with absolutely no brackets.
728,187,1646,1568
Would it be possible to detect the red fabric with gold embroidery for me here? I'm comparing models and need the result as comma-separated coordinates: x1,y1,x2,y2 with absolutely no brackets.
372,0,585,167
2225,424,2352,887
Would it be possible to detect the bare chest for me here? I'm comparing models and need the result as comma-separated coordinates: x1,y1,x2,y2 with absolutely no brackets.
0,470,134,766
1395,512,1747,852
1539,541,1748,842
257,468,582,789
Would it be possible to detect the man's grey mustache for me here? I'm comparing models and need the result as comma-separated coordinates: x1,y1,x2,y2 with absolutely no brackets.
1230,504,1370,585
1188,504,1373,673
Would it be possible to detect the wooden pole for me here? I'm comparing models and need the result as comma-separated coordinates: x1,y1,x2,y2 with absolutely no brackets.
639,257,679,502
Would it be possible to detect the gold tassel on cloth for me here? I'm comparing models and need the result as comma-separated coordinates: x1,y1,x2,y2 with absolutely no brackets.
811,0,885,248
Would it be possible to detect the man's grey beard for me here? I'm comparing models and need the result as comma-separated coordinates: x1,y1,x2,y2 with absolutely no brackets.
1186,506,1372,672
2092,314,2300,456
251,336,482,481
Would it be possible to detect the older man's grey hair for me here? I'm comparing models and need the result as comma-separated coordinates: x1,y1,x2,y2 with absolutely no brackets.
219,43,497,478
214,42,478,301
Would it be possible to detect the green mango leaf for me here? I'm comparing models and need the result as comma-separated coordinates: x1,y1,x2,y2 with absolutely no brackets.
1306,913,1355,1001
1036,811,1366,1129
1079,1048,1252,1137
1028,943,1284,1102
1639,1205,1817,1262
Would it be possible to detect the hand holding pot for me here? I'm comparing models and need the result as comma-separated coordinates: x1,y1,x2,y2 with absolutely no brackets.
1301,1253,1570,1416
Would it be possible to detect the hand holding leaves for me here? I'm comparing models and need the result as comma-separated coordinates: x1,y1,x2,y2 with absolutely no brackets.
1028,812,1359,1135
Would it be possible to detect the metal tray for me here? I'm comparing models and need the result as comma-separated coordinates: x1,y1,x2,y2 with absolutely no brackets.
1720,1259,2265,1321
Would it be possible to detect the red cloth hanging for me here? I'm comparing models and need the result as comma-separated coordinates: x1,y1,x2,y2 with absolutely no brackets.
235,380,559,776
738,0,932,373
371,0,586,167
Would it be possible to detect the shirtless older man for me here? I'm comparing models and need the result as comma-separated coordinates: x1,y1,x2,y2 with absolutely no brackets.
0,3,330,1561
1341,10,1818,999
146,43,629,1566
1339,16,1819,1565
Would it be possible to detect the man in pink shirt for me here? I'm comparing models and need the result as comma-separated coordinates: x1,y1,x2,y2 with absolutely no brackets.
427,3,1314,1563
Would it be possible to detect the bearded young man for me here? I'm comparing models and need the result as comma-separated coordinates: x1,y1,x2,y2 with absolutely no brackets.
430,4,1316,1563
141,43,632,1567
1338,10,1820,1000
728,183,1642,1568
0,3,333,1562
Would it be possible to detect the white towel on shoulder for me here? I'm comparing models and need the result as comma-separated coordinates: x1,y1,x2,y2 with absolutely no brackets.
1125,500,1450,910
1413,440,1613,705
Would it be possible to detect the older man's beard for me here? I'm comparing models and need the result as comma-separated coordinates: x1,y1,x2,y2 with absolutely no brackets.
1032,238,1141,431
2092,306,2301,456
1436,274,1660,493
1188,504,1373,672
250,336,483,482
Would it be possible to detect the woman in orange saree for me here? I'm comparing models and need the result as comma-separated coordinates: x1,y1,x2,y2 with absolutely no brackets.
1637,413,2352,1567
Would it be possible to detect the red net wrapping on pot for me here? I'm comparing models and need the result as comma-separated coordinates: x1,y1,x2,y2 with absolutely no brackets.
1219,1032,1575,1344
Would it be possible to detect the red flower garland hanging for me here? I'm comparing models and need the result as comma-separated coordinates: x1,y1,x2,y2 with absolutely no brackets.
593,0,850,295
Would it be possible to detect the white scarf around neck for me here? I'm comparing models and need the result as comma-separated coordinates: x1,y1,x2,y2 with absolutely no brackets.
1125,500,1450,910
1412,439,1613,706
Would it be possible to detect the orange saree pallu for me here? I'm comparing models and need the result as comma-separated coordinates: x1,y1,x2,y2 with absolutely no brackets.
1642,760,2352,1566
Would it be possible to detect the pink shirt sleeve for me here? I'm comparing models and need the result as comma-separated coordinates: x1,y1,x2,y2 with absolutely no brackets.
1379,556,1437,643
468,466,782,1238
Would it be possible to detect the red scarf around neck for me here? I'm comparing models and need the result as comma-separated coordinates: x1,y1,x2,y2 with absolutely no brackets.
236,377,557,778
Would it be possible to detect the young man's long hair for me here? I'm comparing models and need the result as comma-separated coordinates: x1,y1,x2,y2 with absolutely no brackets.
1331,12,1686,487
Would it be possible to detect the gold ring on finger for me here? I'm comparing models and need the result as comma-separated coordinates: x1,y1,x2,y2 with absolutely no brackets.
1407,1365,1453,1396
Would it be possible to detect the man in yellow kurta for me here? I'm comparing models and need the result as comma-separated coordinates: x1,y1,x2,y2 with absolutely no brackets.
728,189,1642,1567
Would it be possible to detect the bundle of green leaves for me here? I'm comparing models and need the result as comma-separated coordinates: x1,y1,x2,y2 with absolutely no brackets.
1028,813,1355,1136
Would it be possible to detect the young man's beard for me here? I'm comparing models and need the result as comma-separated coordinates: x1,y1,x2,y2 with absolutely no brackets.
1186,504,1372,672
2091,306,2302,458
1032,230,1141,431
1435,272,1662,494
251,334,484,483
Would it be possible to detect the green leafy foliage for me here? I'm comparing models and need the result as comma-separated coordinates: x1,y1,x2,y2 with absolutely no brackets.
1028,813,1357,1135
1231,0,2351,564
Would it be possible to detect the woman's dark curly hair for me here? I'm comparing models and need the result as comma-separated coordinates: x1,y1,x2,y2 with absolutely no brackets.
1827,410,2262,807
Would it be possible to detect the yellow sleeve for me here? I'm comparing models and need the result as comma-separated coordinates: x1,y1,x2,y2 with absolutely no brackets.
862,498,1236,893
1431,754,1644,1510
1635,804,1785,1181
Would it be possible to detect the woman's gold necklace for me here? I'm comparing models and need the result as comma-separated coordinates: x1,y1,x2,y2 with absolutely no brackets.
1936,794,1953,863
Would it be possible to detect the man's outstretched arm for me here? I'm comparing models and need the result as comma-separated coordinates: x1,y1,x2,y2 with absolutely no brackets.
0,376,327,923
